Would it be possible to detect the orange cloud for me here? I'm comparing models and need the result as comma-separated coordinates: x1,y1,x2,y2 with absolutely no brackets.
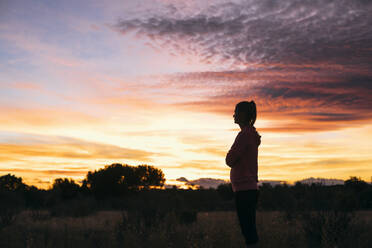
12,82,43,91
178,160,225,170
186,147,227,157
0,105,103,128
167,74,372,133
259,158,372,183
0,132,169,188
0,138,159,161
0,168,88,176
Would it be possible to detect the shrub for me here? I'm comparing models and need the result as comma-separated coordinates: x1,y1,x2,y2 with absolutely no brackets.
300,210,354,248
0,207,18,229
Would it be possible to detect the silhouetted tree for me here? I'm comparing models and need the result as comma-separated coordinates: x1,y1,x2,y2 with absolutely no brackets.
344,176,368,192
135,164,166,189
0,174,26,229
82,163,165,198
52,178,80,200
0,174,26,192
0,172,370,216
343,177,371,209
23,185,47,208
359,185,372,209
216,183,233,200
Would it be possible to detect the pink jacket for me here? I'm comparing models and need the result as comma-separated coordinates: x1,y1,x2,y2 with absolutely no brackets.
226,126,261,192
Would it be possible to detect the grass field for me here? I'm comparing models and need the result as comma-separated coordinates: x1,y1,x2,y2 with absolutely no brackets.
0,210,371,248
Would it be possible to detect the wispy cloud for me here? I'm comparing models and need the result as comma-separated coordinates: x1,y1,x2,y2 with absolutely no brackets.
0,168,89,176
186,147,227,157
0,132,161,161
259,157,372,181
112,0,372,132
0,132,168,187
0,105,103,128
113,0,372,68
163,74,371,131
178,160,226,170
1,0,371,186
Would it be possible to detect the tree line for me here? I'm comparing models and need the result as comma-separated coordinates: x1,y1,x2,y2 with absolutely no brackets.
1,164,371,248
0,163,371,218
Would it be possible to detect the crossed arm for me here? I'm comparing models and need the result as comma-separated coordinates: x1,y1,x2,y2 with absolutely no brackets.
225,132,248,168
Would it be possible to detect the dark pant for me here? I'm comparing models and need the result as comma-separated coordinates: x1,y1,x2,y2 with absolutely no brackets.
234,190,259,245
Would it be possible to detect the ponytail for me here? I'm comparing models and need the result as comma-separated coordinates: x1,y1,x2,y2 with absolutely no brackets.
249,101,257,126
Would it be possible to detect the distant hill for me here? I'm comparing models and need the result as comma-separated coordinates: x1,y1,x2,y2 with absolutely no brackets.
295,177,344,186
175,177,229,189
166,177,346,189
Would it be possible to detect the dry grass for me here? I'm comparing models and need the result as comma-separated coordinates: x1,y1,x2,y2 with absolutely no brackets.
0,210,370,248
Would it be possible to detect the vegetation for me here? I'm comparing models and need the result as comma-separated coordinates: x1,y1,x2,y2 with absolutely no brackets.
0,164,371,247
82,163,165,198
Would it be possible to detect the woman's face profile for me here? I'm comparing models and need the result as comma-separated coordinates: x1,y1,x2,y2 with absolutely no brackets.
233,108,246,124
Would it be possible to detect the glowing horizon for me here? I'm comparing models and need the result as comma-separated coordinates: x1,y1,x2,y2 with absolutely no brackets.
1,0,371,188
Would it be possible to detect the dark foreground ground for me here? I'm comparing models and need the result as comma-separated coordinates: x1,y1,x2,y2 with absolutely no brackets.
0,210,371,248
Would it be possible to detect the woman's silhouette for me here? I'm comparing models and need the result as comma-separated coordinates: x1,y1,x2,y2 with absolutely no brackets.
226,101,261,248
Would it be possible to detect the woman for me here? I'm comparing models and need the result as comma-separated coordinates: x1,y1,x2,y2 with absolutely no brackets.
226,101,261,248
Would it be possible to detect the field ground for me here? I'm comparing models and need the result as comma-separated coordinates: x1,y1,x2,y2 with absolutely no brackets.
0,210,371,248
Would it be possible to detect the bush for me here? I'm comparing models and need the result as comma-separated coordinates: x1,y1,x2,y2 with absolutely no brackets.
0,207,18,230
300,210,354,248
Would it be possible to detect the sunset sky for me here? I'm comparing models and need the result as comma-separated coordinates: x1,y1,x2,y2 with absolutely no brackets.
1,0,371,188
